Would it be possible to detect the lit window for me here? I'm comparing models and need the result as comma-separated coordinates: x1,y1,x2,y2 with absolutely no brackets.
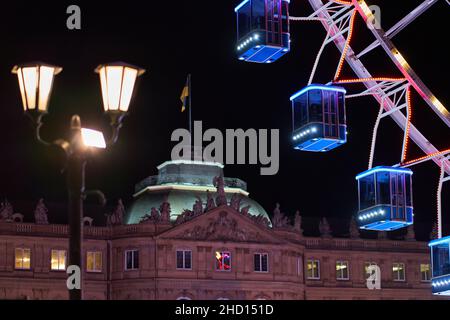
307,260,320,279
254,253,269,272
393,263,405,281
51,250,66,271
176,250,192,270
420,264,431,282
364,261,378,277
125,250,139,270
87,251,102,272
15,248,31,270
215,251,231,271
336,261,349,280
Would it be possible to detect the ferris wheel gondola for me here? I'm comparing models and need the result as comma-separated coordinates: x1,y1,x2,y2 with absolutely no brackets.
356,166,413,231
235,0,290,63
290,84,347,152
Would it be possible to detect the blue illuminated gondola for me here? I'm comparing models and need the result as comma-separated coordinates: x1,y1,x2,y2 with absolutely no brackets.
356,166,414,231
290,84,347,152
429,236,450,295
235,0,290,63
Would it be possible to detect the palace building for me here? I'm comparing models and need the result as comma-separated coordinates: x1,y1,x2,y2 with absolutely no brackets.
0,160,445,300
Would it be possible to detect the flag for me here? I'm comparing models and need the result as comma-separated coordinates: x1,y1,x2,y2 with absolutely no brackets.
180,75,190,112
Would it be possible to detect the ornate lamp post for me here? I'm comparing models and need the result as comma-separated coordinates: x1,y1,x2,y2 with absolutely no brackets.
12,61,145,300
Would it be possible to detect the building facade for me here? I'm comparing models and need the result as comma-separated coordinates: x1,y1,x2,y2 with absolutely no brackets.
0,160,443,300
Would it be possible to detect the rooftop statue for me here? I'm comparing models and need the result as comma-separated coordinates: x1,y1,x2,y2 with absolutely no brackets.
213,174,227,207
205,190,216,212
159,195,171,223
229,193,242,212
34,198,49,225
293,210,303,235
319,217,332,238
349,216,360,239
0,199,14,222
272,203,289,228
107,199,125,226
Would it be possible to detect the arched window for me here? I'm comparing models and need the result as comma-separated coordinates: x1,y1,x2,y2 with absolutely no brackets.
177,296,192,300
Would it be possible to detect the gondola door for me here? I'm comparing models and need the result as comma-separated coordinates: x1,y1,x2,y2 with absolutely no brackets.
391,173,406,221
266,0,282,46
322,90,339,139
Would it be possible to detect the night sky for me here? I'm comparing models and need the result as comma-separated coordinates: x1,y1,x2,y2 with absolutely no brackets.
0,1,448,239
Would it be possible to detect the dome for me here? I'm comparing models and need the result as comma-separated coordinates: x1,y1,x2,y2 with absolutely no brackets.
125,160,271,226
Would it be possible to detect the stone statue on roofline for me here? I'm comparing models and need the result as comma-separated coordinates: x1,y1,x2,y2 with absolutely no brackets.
213,174,227,207
159,195,171,223
272,203,289,228
205,190,216,212
34,198,49,225
293,210,304,236
349,216,360,239
229,193,242,212
106,199,125,226
193,196,203,216
139,207,160,224
0,199,13,222
319,217,332,238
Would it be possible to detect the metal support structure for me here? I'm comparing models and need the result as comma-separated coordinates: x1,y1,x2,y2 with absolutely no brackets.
352,0,450,128
437,162,447,239
28,113,121,300
357,0,438,58
306,0,450,175
66,115,86,300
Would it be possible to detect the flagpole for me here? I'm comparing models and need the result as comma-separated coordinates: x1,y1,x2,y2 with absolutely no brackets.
188,73,192,136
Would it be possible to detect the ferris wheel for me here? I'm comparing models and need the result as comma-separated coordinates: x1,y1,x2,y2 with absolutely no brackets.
234,0,450,295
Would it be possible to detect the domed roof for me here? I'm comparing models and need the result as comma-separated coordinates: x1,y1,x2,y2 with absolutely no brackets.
125,160,271,226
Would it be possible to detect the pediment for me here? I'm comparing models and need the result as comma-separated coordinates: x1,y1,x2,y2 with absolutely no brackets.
156,206,286,244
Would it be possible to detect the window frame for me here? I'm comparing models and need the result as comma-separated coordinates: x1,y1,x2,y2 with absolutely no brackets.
15,247,31,270
420,263,431,282
215,250,232,272
306,259,321,280
124,249,139,271
392,262,406,282
50,249,67,271
176,249,193,270
336,260,350,281
254,252,269,273
86,251,103,273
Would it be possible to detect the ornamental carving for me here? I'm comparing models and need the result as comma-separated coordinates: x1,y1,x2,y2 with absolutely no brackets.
176,211,263,242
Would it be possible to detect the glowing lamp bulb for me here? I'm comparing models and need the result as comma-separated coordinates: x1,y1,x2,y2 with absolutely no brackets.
81,128,106,149
215,252,221,260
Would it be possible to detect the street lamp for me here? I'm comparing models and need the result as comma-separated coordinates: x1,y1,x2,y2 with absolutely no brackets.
12,61,145,300
96,62,145,145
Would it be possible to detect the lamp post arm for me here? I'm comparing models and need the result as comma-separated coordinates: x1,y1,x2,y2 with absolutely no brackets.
106,112,126,147
34,120,53,147
83,189,107,207
28,113,72,160
106,122,123,147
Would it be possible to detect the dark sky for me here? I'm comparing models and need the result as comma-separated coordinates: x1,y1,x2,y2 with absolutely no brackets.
0,1,448,239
